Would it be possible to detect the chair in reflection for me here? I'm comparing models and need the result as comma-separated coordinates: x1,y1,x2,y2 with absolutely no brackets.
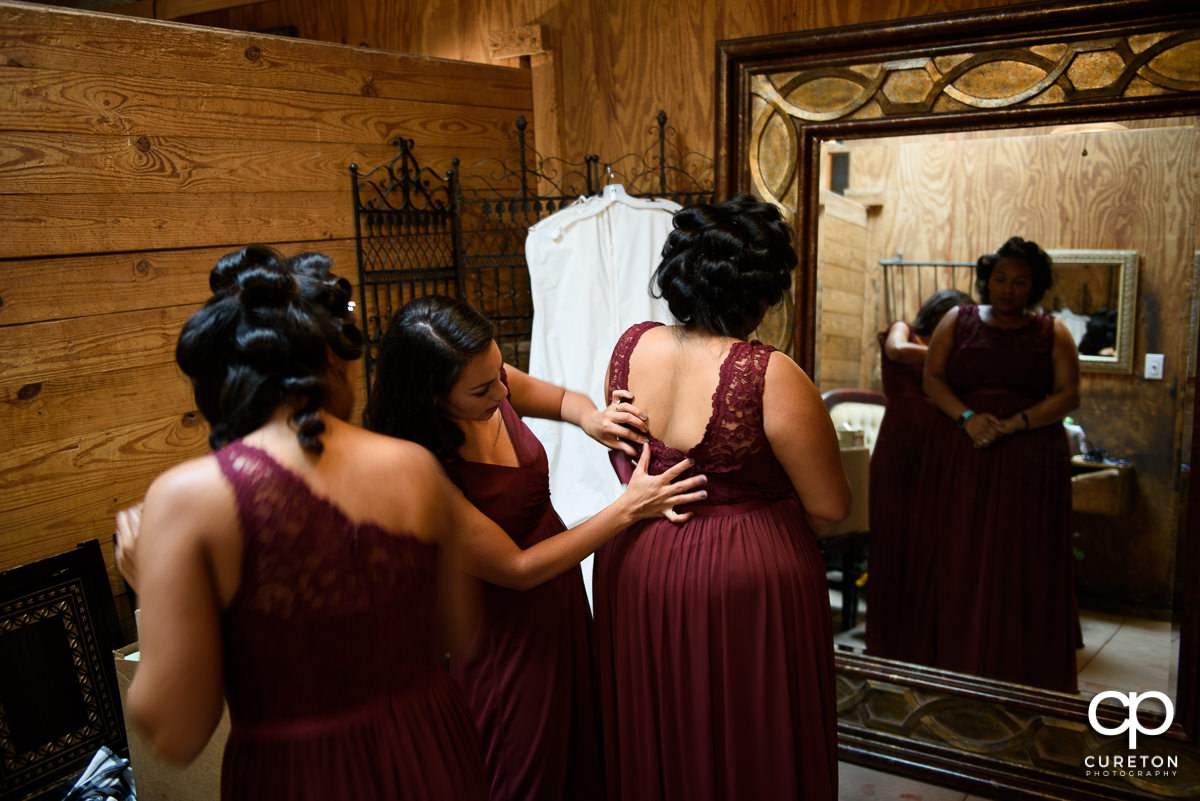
820,389,885,631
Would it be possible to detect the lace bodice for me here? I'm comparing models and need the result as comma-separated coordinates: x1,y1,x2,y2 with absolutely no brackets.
606,322,794,503
216,441,444,725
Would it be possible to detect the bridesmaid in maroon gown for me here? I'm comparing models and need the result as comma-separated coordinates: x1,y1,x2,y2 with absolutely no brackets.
118,247,702,801
922,237,1080,692
866,289,971,661
594,195,850,800
363,295,705,801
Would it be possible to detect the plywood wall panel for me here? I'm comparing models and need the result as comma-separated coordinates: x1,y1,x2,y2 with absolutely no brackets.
836,124,1200,607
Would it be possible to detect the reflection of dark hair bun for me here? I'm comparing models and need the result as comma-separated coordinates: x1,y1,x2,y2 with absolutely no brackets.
976,236,1054,306
653,193,796,338
176,245,363,454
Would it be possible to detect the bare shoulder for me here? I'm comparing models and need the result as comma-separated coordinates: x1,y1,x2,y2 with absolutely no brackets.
341,424,440,469
146,454,230,516
764,349,814,390
763,351,825,420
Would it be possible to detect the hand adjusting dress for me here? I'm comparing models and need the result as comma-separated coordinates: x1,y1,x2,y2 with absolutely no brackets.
215,441,487,801
447,381,605,801
593,321,838,801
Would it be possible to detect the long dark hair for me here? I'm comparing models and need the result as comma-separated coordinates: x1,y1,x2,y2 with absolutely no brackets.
363,295,495,462
975,236,1054,306
652,193,796,338
176,245,363,454
910,288,974,336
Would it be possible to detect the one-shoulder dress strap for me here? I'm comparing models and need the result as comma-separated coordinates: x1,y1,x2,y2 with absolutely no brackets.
606,321,664,397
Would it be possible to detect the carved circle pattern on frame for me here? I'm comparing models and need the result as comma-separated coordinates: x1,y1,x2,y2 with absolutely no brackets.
747,32,1200,213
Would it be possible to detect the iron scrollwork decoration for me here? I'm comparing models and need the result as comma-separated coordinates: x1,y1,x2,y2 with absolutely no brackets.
717,1,1200,800
351,111,714,393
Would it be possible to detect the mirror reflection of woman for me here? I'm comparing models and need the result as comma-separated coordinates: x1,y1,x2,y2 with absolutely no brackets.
866,288,972,661
362,295,707,801
920,237,1081,692
595,195,850,800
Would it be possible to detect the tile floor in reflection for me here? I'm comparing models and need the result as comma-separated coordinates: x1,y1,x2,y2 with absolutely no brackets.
830,590,1175,799
830,589,1175,702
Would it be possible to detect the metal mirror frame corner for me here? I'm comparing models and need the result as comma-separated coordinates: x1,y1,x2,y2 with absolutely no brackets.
1047,248,1140,375
716,2,1200,799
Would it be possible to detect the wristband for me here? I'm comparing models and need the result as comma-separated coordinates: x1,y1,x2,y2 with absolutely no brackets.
1020,411,1030,429
956,410,976,429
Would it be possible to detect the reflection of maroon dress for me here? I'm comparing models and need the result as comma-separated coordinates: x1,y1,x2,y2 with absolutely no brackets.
923,306,1077,692
447,393,604,801
866,325,939,660
216,441,487,801
593,322,837,801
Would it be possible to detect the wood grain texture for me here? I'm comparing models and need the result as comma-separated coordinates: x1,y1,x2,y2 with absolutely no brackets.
0,240,358,326
0,67,525,147
831,124,1200,607
0,134,488,196
0,2,531,109
177,0,1030,166
0,1,529,584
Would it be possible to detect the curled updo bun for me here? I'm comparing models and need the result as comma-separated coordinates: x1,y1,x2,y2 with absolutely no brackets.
176,244,363,453
653,194,796,338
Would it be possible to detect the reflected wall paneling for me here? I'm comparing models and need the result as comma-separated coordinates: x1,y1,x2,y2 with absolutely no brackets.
0,1,532,588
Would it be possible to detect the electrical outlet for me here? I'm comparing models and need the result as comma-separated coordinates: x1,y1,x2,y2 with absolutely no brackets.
1145,353,1164,380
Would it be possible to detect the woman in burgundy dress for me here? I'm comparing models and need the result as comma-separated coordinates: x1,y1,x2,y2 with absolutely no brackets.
594,195,851,800
363,295,704,801
866,289,972,661
119,247,702,801
922,237,1081,692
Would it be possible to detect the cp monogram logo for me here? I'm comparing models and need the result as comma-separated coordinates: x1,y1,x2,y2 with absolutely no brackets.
1088,691,1175,749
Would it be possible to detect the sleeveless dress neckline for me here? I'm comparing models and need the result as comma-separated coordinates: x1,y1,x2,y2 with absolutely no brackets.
617,321,765,461
228,440,428,546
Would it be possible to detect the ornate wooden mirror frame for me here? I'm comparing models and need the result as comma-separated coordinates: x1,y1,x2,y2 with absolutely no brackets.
716,1,1200,798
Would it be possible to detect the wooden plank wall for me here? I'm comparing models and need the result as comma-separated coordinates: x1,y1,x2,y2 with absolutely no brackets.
178,0,1030,168
839,124,1200,609
815,190,872,392
0,1,532,588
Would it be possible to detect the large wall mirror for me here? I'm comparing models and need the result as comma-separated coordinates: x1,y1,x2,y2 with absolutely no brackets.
717,2,1200,799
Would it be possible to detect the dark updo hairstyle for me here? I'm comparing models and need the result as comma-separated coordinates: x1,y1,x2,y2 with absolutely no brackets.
652,193,797,339
362,295,495,463
176,244,363,454
975,236,1054,307
910,288,974,336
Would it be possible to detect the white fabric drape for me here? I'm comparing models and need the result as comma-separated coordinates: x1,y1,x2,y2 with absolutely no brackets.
524,186,680,537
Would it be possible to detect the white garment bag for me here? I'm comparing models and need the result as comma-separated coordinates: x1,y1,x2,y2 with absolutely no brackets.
523,186,680,596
